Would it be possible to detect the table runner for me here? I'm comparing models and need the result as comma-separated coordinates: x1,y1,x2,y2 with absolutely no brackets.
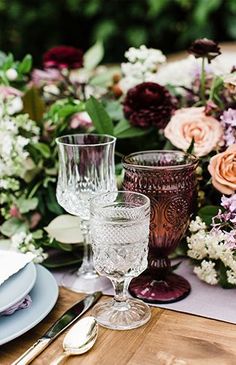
54,259,236,325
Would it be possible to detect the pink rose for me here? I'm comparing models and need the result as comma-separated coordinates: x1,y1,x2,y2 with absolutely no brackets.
164,107,223,157
70,112,93,129
208,144,236,195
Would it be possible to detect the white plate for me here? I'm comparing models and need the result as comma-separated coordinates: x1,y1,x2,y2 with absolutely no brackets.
0,264,58,345
0,262,36,313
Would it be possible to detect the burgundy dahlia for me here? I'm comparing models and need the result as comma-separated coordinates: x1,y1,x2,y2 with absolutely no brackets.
188,38,221,63
43,45,83,69
123,82,175,129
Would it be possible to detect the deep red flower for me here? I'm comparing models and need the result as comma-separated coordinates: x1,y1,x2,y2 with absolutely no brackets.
188,38,221,62
43,45,83,69
123,82,176,129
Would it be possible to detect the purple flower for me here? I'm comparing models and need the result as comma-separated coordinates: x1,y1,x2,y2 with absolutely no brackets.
220,108,236,147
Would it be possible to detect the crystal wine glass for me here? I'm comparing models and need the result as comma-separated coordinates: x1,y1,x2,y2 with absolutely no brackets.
56,134,116,292
123,150,198,303
90,191,151,330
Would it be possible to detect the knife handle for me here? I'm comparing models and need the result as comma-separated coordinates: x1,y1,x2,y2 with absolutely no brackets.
12,337,51,365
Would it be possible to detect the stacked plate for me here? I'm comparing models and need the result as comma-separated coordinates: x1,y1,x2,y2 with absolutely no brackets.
0,252,58,345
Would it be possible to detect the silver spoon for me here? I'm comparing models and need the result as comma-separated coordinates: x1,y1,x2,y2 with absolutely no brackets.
51,316,98,365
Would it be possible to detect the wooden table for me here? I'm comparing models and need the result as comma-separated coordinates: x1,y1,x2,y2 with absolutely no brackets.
1,287,236,365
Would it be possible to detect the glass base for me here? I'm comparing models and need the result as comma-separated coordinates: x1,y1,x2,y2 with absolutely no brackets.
61,270,112,294
93,298,151,330
129,272,191,304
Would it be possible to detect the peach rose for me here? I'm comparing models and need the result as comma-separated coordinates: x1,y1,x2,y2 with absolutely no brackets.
208,144,236,195
164,107,223,157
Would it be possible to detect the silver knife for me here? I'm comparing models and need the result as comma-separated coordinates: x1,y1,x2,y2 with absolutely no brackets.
12,291,102,365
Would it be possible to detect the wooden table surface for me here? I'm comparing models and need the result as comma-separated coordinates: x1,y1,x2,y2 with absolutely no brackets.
1,287,236,365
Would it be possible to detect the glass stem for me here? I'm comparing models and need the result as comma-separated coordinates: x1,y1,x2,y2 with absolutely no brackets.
111,278,131,303
78,219,95,276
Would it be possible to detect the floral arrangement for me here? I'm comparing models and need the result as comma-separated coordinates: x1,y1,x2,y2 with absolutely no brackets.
0,38,236,284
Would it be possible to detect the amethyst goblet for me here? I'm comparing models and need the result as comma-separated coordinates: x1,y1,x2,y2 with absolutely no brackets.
123,150,198,303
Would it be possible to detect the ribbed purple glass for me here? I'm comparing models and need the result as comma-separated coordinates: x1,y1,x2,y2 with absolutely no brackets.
123,151,198,303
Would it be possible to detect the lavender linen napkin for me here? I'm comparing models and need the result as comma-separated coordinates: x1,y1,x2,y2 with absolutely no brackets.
1,295,32,316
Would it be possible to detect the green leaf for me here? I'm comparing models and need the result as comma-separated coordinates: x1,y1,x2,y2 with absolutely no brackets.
114,119,151,138
22,87,46,122
18,54,32,74
46,184,64,215
84,41,104,70
2,53,14,70
198,205,220,226
32,230,43,239
33,142,51,159
18,197,39,214
187,138,195,154
0,218,27,237
85,96,114,134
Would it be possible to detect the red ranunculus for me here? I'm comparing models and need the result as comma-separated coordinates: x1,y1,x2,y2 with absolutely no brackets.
123,82,176,129
43,45,83,70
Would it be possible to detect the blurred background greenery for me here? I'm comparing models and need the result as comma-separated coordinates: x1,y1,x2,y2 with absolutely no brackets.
0,0,236,65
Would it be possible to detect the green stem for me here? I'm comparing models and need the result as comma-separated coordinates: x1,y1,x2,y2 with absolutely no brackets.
200,57,206,104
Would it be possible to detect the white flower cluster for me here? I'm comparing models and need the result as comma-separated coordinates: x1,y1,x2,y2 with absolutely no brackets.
11,231,48,263
119,45,166,92
187,216,236,285
151,52,236,89
0,114,39,179
0,95,23,116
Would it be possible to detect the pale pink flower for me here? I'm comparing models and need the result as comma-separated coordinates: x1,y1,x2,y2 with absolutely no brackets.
31,68,62,87
0,86,22,98
164,107,223,157
69,112,93,129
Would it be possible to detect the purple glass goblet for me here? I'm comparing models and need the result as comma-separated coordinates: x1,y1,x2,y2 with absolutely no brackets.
123,150,198,303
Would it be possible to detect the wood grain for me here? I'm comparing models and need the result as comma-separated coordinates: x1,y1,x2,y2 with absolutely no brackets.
1,287,236,365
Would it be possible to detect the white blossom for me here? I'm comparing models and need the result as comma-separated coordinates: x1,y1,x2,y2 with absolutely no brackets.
120,45,166,93
226,270,236,285
189,216,207,233
6,68,18,81
193,260,218,285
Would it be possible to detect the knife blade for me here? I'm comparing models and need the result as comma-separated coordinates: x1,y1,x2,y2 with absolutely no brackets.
12,291,102,365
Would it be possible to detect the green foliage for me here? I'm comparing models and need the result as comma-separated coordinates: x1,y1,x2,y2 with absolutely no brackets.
86,96,114,134
198,205,220,226
0,0,235,64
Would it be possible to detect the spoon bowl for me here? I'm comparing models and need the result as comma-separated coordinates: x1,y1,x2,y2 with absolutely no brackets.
51,316,98,365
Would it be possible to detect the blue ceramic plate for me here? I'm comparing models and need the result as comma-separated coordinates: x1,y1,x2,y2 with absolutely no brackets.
0,265,58,345
0,262,37,313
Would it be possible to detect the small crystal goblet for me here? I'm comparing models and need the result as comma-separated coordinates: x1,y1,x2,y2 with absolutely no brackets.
90,191,151,330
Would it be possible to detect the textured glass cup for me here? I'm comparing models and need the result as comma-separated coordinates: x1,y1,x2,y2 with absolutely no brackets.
56,134,116,291
90,191,151,330
123,151,198,304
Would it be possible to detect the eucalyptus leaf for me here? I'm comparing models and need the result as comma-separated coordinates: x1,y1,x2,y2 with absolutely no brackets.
44,214,83,243
86,96,114,134
90,66,120,87
84,41,104,70
0,218,27,237
18,197,39,214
